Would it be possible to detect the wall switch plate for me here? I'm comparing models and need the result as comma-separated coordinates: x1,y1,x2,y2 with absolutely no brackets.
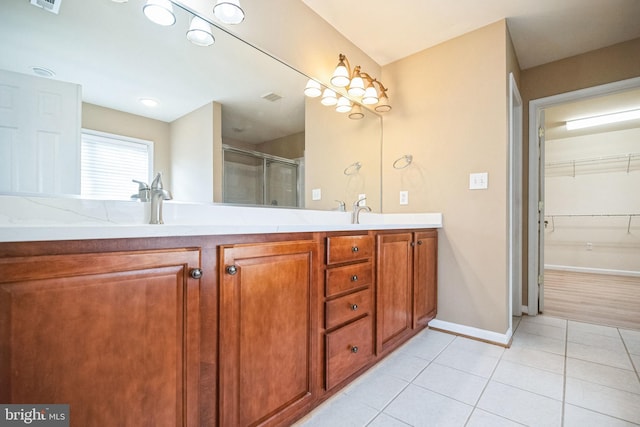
469,172,488,190
312,188,321,201
399,190,409,205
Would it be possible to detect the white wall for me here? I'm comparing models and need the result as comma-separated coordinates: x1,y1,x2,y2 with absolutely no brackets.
545,128,640,273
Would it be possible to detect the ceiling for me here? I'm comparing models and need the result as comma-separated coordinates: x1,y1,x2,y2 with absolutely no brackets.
302,0,640,69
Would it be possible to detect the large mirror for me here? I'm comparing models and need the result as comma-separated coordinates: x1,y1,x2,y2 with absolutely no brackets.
0,0,381,211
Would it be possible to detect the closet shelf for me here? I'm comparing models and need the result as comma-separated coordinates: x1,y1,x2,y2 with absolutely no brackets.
545,153,640,177
544,213,639,233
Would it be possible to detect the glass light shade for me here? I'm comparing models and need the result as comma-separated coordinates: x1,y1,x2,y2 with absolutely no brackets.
330,63,350,88
347,75,365,97
349,104,364,120
335,96,352,113
187,16,215,46
213,0,245,25
320,88,338,106
374,93,392,112
304,79,322,97
143,0,176,26
362,84,379,105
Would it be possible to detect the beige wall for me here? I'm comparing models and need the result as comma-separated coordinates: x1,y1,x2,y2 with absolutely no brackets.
381,21,512,334
82,103,171,186
258,132,305,159
520,37,640,305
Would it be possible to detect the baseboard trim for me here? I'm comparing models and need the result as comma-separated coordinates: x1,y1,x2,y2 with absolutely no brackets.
545,264,640,277
428,319,512,347
520,305,529,315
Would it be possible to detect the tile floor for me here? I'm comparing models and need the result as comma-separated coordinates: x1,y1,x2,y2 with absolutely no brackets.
294,315,640,426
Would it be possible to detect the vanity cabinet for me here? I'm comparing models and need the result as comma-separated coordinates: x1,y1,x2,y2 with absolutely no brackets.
217,239,318,427
323,233,375,390
376,229,438,354
0,247,201,427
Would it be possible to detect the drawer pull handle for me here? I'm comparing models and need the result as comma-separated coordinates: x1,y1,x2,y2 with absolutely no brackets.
351,275,358,282
351,346,359,353
190,268,203,279
226,265,238,275
417,240,423,245
351,304,358,311
351,246,359,253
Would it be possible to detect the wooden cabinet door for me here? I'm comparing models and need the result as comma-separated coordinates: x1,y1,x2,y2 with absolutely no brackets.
376,232,413,352
219,240,317,427
0,248,201,427
413,230,438,328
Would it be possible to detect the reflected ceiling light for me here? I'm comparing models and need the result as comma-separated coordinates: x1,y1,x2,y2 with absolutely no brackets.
566,109,640,130
143,0,176,26
349,104,364,120
213,0,245,25
140,98,158,107
336,96,352,113
187,16,215,46
304,79,322,97
320,88,338,106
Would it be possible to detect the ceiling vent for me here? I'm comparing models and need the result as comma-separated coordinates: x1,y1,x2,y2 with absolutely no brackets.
261,92,283,102
30,0,62,14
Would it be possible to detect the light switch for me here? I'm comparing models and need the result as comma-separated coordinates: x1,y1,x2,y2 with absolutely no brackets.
469,172,488,190
399,191,409,205
312,188,321,200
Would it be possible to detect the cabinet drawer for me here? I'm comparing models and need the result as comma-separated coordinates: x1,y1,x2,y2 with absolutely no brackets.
326,262,372,297
325,316,374,390
326,235,373,265
325,288,372,330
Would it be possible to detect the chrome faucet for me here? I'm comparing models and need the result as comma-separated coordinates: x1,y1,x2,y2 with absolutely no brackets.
131,179,150,202
149,172,172,224
352,197,372,224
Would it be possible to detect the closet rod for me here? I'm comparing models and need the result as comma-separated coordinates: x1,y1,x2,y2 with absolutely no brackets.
544,214,639,233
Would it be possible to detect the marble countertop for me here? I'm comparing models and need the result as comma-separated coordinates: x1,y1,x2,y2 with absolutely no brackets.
0,195,442,242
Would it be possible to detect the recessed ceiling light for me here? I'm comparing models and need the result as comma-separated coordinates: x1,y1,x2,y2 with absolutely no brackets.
140,98,158,107
566,109,640,130
31,66,55,78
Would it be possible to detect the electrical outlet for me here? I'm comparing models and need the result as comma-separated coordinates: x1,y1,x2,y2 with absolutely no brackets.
586,242,593,251
400,191,409,205
312,188,321,201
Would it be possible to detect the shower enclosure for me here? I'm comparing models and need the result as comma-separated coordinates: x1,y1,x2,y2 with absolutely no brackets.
222,145,302,208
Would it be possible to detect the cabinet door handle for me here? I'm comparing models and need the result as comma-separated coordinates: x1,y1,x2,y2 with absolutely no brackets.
190,268,203,279
417,240,423,245
351,303,358,311
410,242,415,247
226,265,238,275
351,275,358,282
351,346,359,353
351,246,359,253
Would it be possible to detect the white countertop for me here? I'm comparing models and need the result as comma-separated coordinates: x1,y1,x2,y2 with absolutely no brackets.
0,195,442,242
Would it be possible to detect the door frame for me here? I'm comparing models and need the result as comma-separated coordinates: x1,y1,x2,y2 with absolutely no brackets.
527,76,640,316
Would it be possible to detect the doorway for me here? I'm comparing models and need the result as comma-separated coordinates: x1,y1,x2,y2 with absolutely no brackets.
528,76,640,321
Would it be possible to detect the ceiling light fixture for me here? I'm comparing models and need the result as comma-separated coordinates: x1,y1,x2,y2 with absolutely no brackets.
143,0,176,26
213,0,245,25
140,98,159,107
187,16,215,46
305,53,392,117
566,109,640,130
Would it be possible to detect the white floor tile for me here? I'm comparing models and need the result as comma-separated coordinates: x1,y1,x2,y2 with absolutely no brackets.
565,377,640,424
434,344,500,378
566,357,640,394
383,384,473,427
563,404,638,427
343,372,408,410
367,413,411,427
448,336,505,359
567,329,626,351
567,341,634,370
413,362,488,405
477,381,562,426
517,321,567,340
294,393,378,427
501,346,565,374
492,359,564,400
568,320,620,337
466,408,525,427
373,351,431,382
519,315,567,329
620,329,640,355
510,331,566,355
397,329,455,361
630,354,640,372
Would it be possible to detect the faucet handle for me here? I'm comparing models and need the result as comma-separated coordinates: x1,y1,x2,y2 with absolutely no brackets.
335,200,346,212
354,197,367,207
151,172,164,190
132,179,149,190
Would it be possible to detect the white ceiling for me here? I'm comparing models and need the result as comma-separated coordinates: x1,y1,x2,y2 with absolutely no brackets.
302,0,640,69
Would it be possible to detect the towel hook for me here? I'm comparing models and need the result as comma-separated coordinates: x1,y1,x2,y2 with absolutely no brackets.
393,154,413,169
344,161,362,175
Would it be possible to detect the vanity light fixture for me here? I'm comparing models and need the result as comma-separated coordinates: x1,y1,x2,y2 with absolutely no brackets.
348,104,364,120
304,79,322,97
187,16,215,46
213,0,245,25
143,0,176,26
320,88,338,106
566,108,640,130
335,96,352,113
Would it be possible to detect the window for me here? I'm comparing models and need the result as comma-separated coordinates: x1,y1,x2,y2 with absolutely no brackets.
81,130,153,199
